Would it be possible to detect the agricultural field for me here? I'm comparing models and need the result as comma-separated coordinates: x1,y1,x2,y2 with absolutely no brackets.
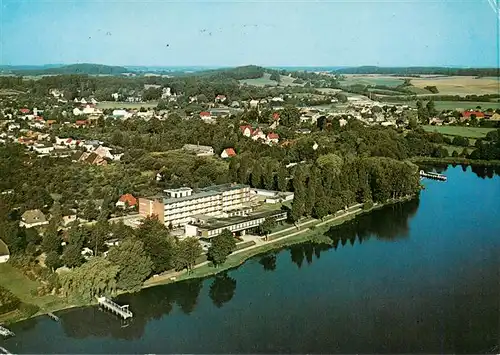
340,74,404,88
239,73,301,87
96,101,158,109
422,125,496,138
409,76,500,95
402,100,500,110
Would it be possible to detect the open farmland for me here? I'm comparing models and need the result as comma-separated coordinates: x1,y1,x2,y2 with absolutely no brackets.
404,101,500,110
340,74,404,88
422,125,496,138
239,73,300,87
409,76,500,95
97,101,158,109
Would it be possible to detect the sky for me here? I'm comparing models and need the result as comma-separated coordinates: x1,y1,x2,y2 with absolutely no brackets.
0,0,498,67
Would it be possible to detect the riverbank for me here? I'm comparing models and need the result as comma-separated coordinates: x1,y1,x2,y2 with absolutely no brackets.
411,156,500,167
0,196,415,325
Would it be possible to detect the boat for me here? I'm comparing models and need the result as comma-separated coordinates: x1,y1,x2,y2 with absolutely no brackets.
0,346,13,354
0,325,14,337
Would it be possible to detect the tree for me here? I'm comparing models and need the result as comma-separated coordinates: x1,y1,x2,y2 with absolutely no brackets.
108,238,153,291
259,254,277,271
277,165,288,192
313,185,329,219
208,229,236,266
263,161,275,190
42,228,61,254
175,237,202,272
81,200,99,221
208,273,237,308
269,72,281,83
62,244,84,268
45,251,62,271
304,177,316,216
136,217,176,273
59,257,119,301
251,163,262,188
280,105,300,126
258,217,276,238
49,201,63,226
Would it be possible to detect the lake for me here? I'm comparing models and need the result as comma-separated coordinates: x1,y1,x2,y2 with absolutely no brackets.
1,165,499,354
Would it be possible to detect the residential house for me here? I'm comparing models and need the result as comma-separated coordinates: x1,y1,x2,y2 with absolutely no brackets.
266,133,279,145
251,128,266,141
77,152,108,166
94,145,114,160
182,144,215,157
19,108,30,114
116,193,137,208
0,239,10,263
215,95,227,103
112,109,129,118
75,120,88,127
240,125,253,137
210,108,231,118
221,148,237,159
462,111,485,121
231,101,240,108
295,128,311,134
32,143,55,155
271,97,284,103
199,111,213,122
62,214,78,226
249,99,259,108
49,89,64,98
20,209,49,228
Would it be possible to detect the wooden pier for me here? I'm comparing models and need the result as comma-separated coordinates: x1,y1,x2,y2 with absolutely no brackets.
0,325,14,338
97,296,133,319
47,312,59,321
419,170,447,181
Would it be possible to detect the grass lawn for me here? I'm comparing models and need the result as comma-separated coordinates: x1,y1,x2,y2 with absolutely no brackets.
97,101,158,109
0,264,63,311
239,73,301,87
422,125,495,138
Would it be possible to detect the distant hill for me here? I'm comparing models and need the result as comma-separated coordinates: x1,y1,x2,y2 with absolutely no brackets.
335,66,500,77
7,63,130,76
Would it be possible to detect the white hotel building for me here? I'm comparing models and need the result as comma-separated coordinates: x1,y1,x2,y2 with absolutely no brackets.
139,184,252,227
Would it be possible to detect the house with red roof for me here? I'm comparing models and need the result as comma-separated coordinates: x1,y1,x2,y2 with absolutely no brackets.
199,111,214,123
239,125,253,137
462,111,485,121
75,120,88,127
266,132,279,145
221,148,237,159
251,128,266,141
116,194,137,208
273,112,280,121
215,95,227,103
19,108,30,114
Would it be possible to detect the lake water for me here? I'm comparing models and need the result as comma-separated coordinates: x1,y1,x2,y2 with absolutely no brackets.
2,165,499,354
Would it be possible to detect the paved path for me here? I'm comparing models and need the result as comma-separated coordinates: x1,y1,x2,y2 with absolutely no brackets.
144,204,364,287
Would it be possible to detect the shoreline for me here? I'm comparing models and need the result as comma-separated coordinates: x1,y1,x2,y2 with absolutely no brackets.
1,195,416,325
411,157,500,167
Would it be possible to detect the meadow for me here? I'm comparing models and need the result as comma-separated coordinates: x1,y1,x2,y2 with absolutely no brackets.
340,74,404,88
239,73,301,87
422,125,496,138
409,76,500,95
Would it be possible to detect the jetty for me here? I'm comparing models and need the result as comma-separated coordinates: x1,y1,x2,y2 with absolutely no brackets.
0,325,14,337
47,312,59,321
97,296,133,320
419,170,447,181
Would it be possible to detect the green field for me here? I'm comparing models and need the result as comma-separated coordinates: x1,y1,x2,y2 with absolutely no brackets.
96,101,158,109
341,75,404,88
399,101,500,110
239,73,300,87
422,125,495,138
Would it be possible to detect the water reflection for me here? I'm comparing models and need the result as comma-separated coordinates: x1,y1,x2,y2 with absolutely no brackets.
259,254,277,271
60,278,203,340
470,165,497,179
208,273,237,308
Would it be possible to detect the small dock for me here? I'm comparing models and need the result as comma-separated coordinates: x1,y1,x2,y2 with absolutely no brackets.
47,312,59,322
0,325,14,338
97,296,133,320
420,170,447,181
